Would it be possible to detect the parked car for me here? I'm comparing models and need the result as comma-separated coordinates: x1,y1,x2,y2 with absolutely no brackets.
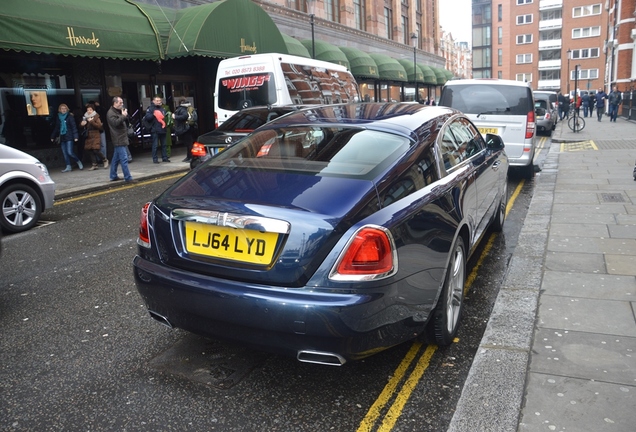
190,105,304,169
533,90,558,111
533,92,558,135
133,103,509,365
439,79,536,178
0,144,56,233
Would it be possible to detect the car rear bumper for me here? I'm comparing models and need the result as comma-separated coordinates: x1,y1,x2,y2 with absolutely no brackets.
132,255,426,363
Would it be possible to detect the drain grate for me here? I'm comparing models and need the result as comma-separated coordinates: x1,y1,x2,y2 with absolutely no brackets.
600,193,625,203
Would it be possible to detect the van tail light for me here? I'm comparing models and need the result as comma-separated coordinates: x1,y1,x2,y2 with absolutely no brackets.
214,112,218,129
191,142,207,157
330,226,397,281
526,110,536,139
138,202,151,248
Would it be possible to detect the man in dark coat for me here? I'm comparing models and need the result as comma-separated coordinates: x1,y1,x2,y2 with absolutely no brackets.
106,97,134,182
144,95,169,163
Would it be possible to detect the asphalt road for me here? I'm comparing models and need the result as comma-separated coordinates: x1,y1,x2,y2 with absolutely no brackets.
0,167,535,431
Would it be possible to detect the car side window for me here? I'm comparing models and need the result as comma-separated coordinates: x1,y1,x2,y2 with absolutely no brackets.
440,128,462,169
460,118,486,157
381,148,438,207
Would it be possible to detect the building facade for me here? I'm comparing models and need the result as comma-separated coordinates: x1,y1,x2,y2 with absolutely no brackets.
472,0,636,106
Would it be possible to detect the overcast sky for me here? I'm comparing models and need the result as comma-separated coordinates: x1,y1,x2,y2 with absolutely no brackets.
439,0,472,44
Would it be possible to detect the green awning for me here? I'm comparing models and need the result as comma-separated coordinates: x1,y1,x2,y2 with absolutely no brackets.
301,40,350,69
164,0,287,58
443,69,454,81
419,64,438,85
281,34,310,58
397,59,424,84
339,47,379,79
368,53,408,82
430,67,448,85
0,0,163,60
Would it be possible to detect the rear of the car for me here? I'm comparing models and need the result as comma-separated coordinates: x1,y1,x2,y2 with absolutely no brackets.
533,93,556,135
439,79,536,178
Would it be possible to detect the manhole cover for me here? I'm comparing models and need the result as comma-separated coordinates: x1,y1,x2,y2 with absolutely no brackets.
600,193,625,203
149,334,269,389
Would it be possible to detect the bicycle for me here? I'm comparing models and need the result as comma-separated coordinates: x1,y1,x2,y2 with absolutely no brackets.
568,112,585,132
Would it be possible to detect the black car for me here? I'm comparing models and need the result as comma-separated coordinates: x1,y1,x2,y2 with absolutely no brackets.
134,103,509,365
189,105,304,169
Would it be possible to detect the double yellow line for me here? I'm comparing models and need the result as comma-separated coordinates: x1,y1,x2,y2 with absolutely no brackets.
357,179,525,432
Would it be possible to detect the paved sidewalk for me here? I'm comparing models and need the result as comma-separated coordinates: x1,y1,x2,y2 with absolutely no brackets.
449,114,636,431
50,145,190,199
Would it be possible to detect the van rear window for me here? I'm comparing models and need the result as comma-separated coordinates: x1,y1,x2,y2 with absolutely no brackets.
440,84,532,116
217,72,277,111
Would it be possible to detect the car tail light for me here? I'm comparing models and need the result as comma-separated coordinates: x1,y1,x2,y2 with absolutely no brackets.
330,226,397,281
545,112,551,120
526,110,535,139
138,202,151,248
191,142,207,157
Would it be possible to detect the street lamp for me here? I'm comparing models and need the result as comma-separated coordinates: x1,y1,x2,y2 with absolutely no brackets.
411,33,418,102
566,49,572,97
307,0,316,59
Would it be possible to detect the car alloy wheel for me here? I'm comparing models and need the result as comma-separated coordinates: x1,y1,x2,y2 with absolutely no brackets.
428,236,466,346
0,184,42,233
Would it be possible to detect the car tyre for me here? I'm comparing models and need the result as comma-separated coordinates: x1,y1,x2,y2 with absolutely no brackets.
0,183,42,233
427,236,466,346
491,181,507,232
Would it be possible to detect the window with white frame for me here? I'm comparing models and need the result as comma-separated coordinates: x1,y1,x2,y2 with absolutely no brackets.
516,34,533,44
572,27,601,38
570,68,599,80
516,14,533,24
570,47,600,59
517,0,532,4
516,53,532,64
573,4,601,17
516,73,532,82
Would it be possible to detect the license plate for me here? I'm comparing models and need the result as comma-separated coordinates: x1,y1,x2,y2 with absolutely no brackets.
184,221,279,265
478,127,499,135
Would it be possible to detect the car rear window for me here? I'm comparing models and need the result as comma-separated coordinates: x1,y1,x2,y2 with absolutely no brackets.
440,84,532,116
201,126,410,179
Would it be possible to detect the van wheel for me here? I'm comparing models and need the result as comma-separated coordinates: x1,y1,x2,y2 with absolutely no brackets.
426,237,466,346
519,162,535,179
0,183,42,233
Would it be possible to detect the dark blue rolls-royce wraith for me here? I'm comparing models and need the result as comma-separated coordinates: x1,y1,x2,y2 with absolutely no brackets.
133,102,508,365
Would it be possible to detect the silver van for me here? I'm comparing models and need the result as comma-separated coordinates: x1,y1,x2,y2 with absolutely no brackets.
439,79,536,178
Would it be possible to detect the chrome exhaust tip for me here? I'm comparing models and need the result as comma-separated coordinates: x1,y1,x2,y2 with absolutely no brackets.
297,350,346,366
148,310,173,329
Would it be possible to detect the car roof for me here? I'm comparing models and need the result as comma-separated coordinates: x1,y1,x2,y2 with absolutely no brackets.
443,78,532,88
256,103,460,139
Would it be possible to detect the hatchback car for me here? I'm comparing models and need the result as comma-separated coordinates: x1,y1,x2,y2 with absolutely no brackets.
0,144,56,233
190,105,303,169
533,92,557,135
439,79,536,178
133,103,508,365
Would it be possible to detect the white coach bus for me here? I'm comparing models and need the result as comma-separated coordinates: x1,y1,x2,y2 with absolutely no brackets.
214,53,360,127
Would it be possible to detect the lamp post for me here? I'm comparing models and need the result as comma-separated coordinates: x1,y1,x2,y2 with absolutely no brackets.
411,33,418,102
307,0,316,59
566,49,572,98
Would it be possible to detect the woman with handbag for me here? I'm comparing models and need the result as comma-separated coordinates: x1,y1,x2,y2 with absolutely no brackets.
50,103,83,173
80,103,108,170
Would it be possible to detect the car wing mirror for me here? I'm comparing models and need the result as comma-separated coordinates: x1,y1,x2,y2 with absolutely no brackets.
485,133,505,150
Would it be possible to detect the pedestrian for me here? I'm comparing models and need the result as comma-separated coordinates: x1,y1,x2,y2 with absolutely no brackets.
594,87,608,121
589,91,596,117
50,103,83,173
581,92,590,117
557,91,568,120
80,103,108,171
106,97,135,183
574,94,582,116
172,98,197,162
428,96,436,106
607,85,622,122
144,95,170,163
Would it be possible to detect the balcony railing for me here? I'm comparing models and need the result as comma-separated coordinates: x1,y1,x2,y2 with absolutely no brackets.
539,18,562,31
539,0,563,10
537,79,561,89
538,59,562,70
538,39,562,50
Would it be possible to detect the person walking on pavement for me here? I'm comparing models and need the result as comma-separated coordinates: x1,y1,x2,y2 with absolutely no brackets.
80,103,108,171
557,91,569,120
581,92,590,117
595,87,608,121
144,95,170,164
106,97,135,183
50,103,83,173
588,91,596,118
607,85,622,122
173,98,197,163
